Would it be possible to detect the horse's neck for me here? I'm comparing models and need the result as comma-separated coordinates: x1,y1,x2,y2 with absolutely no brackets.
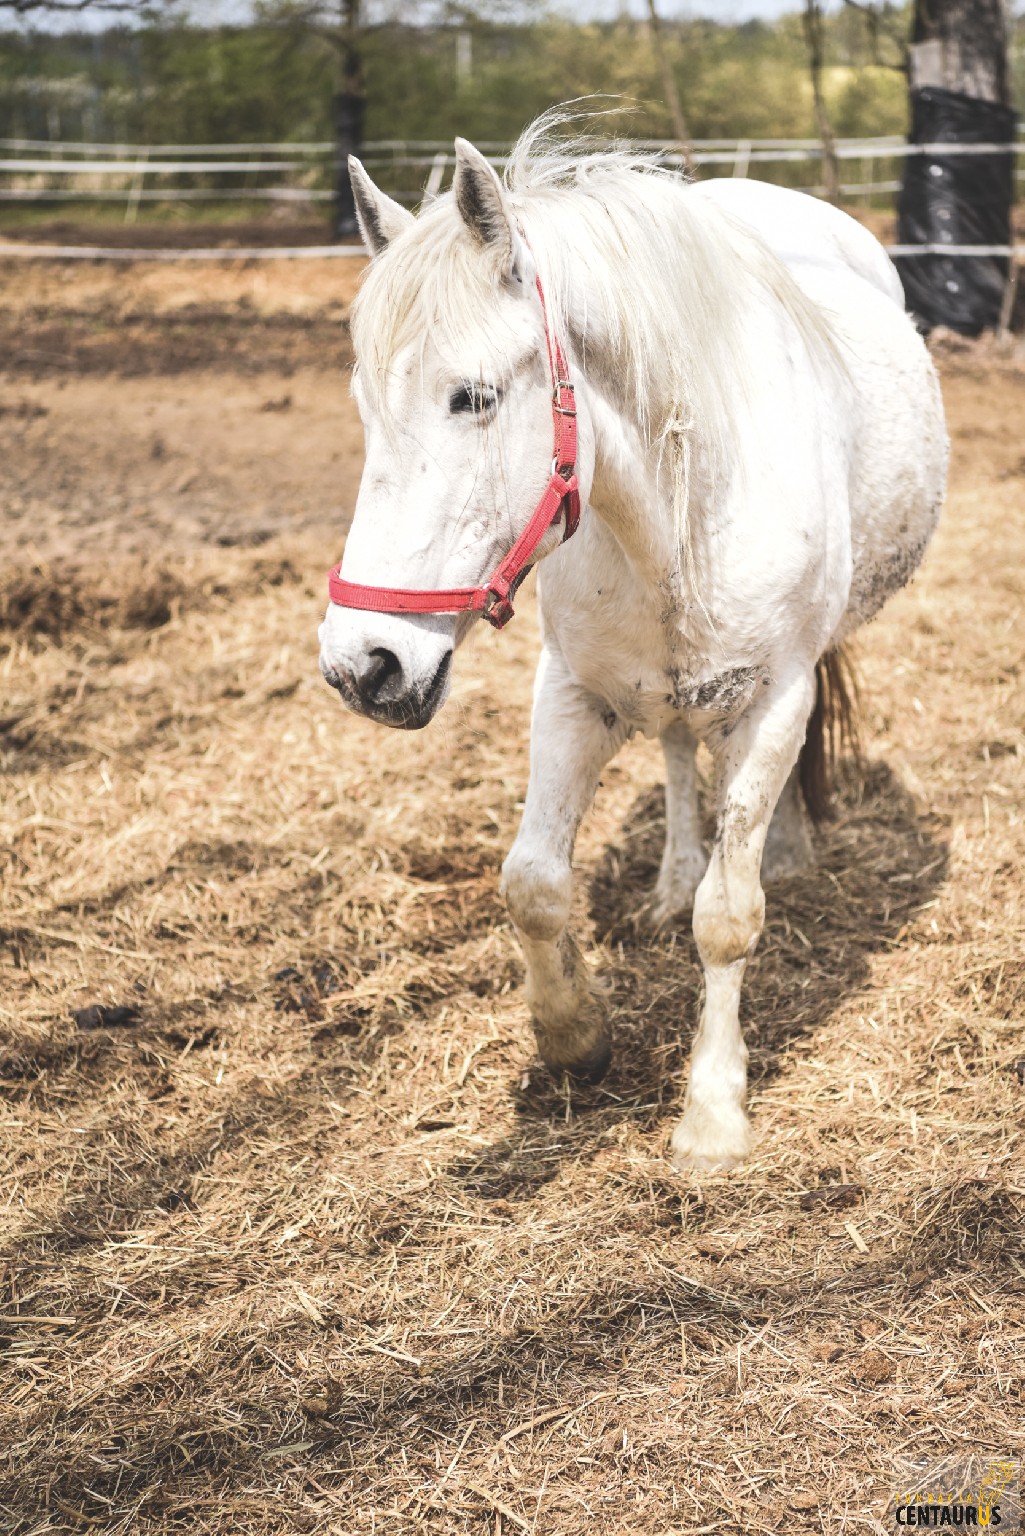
583,372,710,589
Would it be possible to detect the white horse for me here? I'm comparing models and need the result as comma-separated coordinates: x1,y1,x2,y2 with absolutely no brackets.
319,119,947,1170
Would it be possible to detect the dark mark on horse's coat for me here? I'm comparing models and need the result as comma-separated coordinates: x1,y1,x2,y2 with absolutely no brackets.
850,531,933,624
666,664,767,714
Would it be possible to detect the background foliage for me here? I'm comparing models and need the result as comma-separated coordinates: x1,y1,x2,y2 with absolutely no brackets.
0,8,932,147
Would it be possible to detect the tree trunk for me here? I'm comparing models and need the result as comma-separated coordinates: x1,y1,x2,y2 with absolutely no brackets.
896,0,1017,334
803,0,840,204
645,0,695,176
333,0,365,241
908,0,1010,104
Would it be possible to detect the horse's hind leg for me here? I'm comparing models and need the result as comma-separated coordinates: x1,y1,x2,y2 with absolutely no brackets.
672,668,815,1171
501,646,627,1081
651,719,706,928
761,763,815,883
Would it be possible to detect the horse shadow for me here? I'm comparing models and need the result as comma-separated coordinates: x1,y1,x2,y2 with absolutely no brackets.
449,756,949,1198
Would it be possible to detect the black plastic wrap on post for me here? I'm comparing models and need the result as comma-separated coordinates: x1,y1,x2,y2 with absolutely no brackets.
895,86,1017,335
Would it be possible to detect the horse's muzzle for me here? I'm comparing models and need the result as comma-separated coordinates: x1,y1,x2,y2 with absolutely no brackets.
321,645,452,730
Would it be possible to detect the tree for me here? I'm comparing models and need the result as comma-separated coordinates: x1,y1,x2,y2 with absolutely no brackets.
896,0,1016,333
907,0,1010,102
644,0,694,174
330,0,364,238
802,0,840,203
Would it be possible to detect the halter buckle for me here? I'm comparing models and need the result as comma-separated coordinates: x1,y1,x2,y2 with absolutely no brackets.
482,587,516,629
552,379,576,417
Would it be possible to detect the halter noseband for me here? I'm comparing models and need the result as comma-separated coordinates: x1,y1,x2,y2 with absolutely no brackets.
327,273,580,631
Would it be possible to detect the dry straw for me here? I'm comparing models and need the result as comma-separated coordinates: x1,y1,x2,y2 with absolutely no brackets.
0,336,1022,1533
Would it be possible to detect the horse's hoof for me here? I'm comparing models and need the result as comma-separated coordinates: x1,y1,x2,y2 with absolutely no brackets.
647,889,691,933
761,842,816,884
535,1027,613,1085
564,1031,613,1084
532,996,612,1084
649,862,703,932
670,1103,752,1172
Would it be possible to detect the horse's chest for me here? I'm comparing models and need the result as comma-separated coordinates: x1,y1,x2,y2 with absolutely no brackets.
546,594,767,737
608,657,769,738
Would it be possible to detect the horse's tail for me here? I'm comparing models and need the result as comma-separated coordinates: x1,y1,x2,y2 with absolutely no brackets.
798,646,861,823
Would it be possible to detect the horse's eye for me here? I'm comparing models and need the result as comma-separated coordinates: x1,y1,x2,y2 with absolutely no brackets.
449,383,500,416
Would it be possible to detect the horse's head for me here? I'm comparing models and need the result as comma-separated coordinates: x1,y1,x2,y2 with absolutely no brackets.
319,139,591,729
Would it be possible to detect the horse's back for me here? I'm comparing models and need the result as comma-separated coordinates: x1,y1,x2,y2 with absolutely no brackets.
689,177,946,641
688,177,905,308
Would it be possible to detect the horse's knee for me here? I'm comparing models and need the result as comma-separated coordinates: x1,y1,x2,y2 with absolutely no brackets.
692,856,765,970
501,848,571,941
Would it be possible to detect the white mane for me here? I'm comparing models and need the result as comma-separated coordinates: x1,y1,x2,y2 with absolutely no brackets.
351,112,843,541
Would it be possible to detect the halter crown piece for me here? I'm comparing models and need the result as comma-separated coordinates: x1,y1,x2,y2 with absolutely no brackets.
327,272,581,631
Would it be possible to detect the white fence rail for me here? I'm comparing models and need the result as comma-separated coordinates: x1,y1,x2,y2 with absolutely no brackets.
0,134,1021,263
0,133,1022,212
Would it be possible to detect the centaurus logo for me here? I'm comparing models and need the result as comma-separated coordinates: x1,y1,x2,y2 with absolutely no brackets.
891,1458,1020,1530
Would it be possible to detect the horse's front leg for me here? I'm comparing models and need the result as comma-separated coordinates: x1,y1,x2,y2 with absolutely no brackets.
501,646,627,1081
672,668,816,1171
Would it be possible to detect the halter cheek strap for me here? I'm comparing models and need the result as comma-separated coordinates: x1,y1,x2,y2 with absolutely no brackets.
327,272,580,631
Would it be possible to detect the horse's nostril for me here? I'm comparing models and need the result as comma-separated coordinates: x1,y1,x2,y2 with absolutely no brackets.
358,646,404,705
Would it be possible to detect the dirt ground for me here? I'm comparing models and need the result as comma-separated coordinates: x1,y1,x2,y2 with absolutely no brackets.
0,219,339,251
0,256,364,565
0,255,1023,1535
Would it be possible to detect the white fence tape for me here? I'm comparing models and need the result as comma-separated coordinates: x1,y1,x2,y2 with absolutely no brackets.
0,241,1021,263
1,135,1022,184
0,187,333,203
0,137,334,154
886,244,1025,258
0,157,305,174
0,135,1020,263
2,133,1021,157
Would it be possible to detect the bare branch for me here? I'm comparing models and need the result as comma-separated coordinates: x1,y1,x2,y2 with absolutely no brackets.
0,0,147,11
842,0,910,75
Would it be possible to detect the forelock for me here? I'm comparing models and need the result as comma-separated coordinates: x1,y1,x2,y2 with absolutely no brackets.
350,200,525,405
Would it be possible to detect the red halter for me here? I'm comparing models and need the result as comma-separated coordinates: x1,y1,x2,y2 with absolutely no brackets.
327,273,580,631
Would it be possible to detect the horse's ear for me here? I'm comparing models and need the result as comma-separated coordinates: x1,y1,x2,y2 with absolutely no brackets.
348,157,414,256
453,138,515,267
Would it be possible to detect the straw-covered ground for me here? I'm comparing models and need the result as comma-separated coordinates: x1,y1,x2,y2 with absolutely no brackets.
0,257,1023,1535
